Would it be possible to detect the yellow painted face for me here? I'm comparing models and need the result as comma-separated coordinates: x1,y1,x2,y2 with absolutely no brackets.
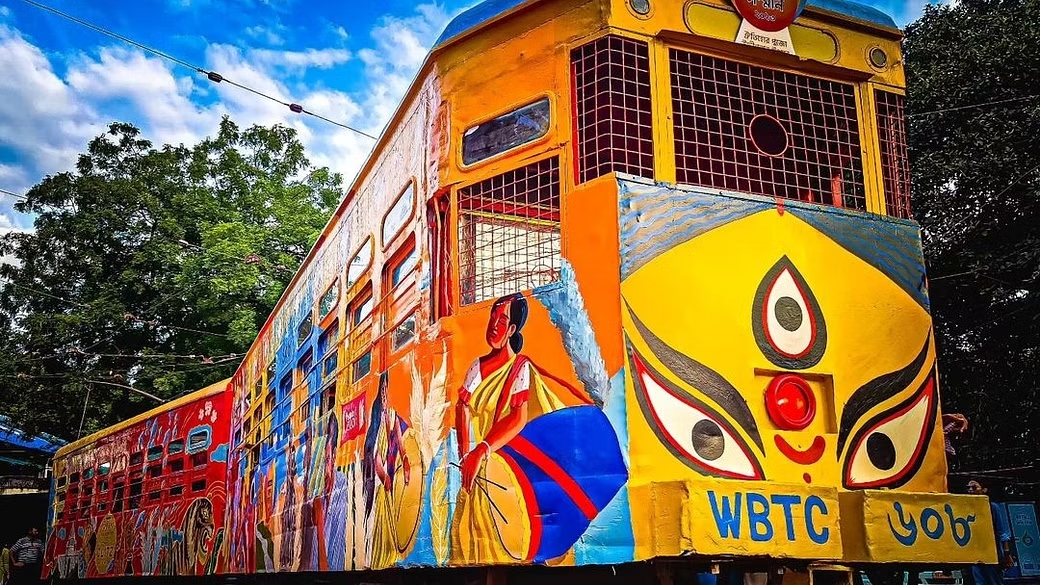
620,190,945,492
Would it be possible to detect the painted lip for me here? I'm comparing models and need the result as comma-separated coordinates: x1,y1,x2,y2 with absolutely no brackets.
774,434,826,465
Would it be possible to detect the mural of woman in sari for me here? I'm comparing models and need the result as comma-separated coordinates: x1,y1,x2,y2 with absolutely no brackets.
450,292,628,566
362,372,412,569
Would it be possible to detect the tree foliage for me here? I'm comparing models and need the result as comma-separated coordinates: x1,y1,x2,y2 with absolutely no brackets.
0,117,340,440
905,0,1040,492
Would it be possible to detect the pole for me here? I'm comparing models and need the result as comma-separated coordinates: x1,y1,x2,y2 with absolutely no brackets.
77,384,91,439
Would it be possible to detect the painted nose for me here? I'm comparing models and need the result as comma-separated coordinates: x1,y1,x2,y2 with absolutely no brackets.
765,374,817,430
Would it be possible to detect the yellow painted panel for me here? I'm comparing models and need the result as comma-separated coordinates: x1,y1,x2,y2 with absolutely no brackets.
842,490,998,564
686,480,844,558
630,479,843,560
684,3,838,63
789,25,839,62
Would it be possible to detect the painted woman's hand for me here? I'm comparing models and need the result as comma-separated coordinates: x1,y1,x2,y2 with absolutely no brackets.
460,441,491,492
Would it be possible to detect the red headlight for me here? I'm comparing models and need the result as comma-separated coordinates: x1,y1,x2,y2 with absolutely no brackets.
765,374,816,430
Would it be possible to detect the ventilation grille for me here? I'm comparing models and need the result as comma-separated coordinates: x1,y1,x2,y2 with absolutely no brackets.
670,49,866,210
458,157,561,305
571,35,655,183
876,90,912,219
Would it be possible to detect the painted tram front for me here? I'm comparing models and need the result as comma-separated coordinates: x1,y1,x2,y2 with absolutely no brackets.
44,0,999,583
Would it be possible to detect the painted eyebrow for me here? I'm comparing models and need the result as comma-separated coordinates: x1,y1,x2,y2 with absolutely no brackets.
836,335,931,456
626,304,763,451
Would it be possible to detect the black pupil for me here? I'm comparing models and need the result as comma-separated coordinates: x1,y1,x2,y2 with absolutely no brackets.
692,419,725,461
774,296,803,332
866,433,897,471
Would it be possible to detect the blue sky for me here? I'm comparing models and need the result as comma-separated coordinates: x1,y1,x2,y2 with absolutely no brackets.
0,0,933,232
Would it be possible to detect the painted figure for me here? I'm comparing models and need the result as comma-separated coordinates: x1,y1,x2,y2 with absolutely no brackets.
450,293,625,565
362,372,411,568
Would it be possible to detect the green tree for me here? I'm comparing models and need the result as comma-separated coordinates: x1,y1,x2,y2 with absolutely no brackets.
905,0,1040,492
0,117,340,440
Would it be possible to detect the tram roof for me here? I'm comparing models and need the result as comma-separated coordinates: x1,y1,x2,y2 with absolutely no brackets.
433,0,899,49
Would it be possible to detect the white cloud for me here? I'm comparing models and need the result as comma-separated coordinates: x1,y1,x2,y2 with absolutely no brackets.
250,47,352,71
244,24,285,46
0,3,462,230
357,3,456,125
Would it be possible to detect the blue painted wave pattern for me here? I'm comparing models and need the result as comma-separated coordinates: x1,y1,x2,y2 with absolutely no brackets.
618,180,771,279
533,259,609,406
788,208,929,310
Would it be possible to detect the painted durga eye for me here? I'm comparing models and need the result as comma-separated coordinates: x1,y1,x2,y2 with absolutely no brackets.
752,256,827,370
630,351,763,480
844,372,937,489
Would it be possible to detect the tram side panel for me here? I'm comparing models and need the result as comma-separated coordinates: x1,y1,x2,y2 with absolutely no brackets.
43,387,232,580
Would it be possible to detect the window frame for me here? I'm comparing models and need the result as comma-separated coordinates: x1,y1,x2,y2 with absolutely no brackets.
381,181,417,250
458,94,555,169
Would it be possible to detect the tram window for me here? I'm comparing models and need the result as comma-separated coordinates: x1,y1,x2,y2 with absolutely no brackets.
191,452,209,468
69,471,80,484
129,452,143,466
351,289,374,326
99,480,108,492
264,391,276,416
319,279,340,320
393,314,417,351
382,183,415,246
323,352,338,382
98,462,110,476
167,458,185,473
112,483,125,513
253,378,263,401
188,429,210,452
56,476,67,488
298,313,313,348
147,464,161,478
347,237,373,288
80,508,90,519
170,485,183,497
97,502,107,513
82,485,93,496
266,361,276,385
462,98,551,166
321,384,336,416
387,239,418,289
83,468,95,480
168,439,185,455
352,351,372,382
875,90,912,219
458,157,562,305
147,446,164,461
318,321,339,357
191,479,206,492
669,49,866,209
571,36,654,183
297,349,313,383
147,491,161,502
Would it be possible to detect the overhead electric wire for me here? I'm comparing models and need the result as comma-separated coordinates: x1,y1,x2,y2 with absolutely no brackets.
0,188,28,201
908,94,1040,118
17,0,379,141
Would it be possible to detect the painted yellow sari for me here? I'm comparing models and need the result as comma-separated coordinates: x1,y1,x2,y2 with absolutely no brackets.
450,355,565,564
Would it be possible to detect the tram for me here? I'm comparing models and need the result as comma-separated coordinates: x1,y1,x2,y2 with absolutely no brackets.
43,0,999,584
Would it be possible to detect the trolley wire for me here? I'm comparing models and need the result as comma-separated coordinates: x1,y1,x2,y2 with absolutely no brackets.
17,0,379,141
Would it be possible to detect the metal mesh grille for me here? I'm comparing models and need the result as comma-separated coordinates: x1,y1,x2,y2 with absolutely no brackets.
571,35,655,183
876,90,912,219
458,157,561,305
670,49,866,210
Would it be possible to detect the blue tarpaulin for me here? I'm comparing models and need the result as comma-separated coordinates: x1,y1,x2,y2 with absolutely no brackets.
0,416,65,467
